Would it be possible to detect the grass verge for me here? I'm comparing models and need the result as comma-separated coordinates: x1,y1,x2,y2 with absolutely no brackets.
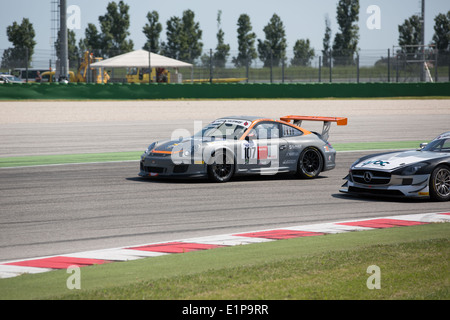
333,140,422,152
0,223,448,300
0,141,422,168
0,151,142,168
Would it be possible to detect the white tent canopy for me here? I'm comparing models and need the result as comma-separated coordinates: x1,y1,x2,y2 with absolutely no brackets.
90,49,193,69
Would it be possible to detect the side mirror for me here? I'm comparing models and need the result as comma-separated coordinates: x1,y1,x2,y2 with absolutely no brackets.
419,142,428,149
245,132,256,141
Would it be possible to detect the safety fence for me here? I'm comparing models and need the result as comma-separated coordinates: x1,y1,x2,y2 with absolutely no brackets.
2,48,450,84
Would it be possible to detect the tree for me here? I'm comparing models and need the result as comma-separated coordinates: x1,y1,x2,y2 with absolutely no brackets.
257,14,287,67
143,11,162,53
1,18,36,68
332,0,360,65
432,11,450,65
161,17,182,59
291,39,315,66
79,23,103,57
232,14,257,68
78,1,133,58
322,15,332,67
179,9,203,63
398,15,422,59
213,11,230,68
162,10,203,64
98,1,134,57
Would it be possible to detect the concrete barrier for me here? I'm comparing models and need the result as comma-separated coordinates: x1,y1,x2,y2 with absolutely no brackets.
0,82,449,100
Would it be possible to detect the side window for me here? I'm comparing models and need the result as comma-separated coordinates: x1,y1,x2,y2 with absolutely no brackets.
442,139,450,152
282,124,303,137
254,122,280,139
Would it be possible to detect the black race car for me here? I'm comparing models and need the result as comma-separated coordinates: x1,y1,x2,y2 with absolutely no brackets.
340,131,450,201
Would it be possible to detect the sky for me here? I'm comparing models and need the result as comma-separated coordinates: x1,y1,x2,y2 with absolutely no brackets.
0,0,449,65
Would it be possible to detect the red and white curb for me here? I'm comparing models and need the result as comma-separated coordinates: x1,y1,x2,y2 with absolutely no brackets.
1,211,449,279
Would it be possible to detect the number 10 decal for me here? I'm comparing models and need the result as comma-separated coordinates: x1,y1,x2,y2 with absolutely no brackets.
242,143,277,163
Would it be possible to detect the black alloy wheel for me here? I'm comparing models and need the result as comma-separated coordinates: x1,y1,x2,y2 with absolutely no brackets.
208,150,235,182
297,147,323,179
430,165,450,201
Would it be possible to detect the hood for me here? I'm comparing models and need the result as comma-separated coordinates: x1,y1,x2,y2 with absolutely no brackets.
153,136,225,153
353,150,449,171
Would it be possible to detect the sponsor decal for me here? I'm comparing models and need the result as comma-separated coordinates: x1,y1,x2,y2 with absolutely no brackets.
211,119,252,128
286,152,299,157
361,160,390,167
258,146,268,160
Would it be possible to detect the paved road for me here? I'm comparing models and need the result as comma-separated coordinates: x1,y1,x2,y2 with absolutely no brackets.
1,151,449,263
1,99,449,157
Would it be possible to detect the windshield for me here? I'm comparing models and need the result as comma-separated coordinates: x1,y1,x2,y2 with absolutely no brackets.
423,138,450,152
5,75,22,82
195,119,250,140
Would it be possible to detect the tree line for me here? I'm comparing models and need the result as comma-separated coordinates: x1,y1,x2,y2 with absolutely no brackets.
2,0,449,70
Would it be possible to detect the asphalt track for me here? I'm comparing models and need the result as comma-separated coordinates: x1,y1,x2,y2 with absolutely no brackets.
0,99,449,263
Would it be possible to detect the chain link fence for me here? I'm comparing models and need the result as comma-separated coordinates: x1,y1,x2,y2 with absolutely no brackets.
1,48,449,83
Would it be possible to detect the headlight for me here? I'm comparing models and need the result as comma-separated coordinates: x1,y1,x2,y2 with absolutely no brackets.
398,162,428,175
350,159,362,169
182,143,201,157
145,142,156,153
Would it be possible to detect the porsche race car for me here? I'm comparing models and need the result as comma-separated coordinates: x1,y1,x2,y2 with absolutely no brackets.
139,115,347,182
340,131,450,201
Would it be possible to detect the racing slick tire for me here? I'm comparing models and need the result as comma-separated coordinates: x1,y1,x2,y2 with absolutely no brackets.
429,165,450,202
207,150,235,183
297,147,323,179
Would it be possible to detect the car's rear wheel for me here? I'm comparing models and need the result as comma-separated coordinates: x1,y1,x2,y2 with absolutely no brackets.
207,150,235,182
429,165,450,201
297,147,323,179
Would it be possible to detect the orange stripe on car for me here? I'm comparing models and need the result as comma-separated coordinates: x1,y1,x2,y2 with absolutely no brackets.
240,118,311,140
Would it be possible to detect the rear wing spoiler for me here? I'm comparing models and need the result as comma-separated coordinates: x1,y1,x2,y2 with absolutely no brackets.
280,115,347,141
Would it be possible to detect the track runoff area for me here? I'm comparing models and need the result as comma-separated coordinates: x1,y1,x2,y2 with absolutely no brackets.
1,212,449,279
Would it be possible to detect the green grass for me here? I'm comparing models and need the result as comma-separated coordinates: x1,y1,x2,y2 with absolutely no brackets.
0,223,448,300
0,141,422,168
333,140,423,152
0,151,142,168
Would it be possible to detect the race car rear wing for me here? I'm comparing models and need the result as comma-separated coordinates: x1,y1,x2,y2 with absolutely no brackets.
280,115,347,141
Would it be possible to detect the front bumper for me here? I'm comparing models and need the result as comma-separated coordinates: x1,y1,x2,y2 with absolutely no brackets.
138,154,207,178
339,171,431,198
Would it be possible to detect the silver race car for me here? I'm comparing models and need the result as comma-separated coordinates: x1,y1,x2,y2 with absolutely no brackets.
340,131,450,201
139,115,347,182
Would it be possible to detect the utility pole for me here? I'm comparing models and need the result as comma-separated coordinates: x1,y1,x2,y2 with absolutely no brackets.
420,0,425,82
59,0,68,81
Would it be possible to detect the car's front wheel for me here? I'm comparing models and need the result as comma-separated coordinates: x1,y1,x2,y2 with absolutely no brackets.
207,150,235,182
297,147,323,179
429,165,450,201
